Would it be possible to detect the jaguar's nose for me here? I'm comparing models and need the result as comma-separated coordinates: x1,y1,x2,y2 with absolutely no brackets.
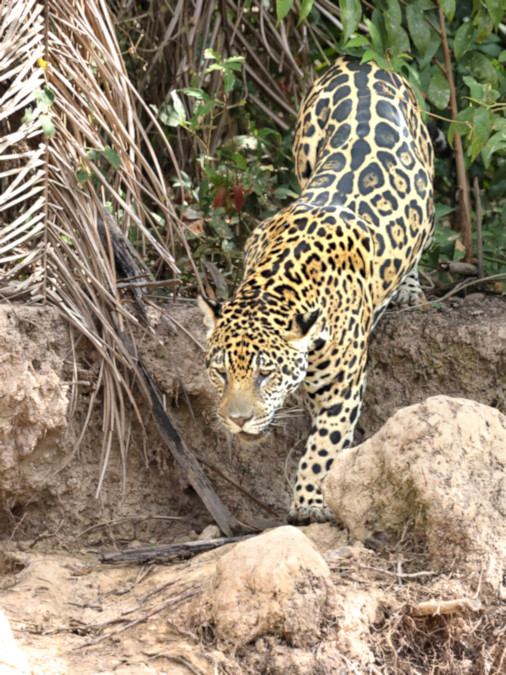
229,413,253,429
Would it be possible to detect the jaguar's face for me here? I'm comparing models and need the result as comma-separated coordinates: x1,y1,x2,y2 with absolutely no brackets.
198,297,320,440
206,340,308,440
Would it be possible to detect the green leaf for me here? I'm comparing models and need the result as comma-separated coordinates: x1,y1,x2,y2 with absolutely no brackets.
427,70,450,109
76,168,89,185
468,107,493,162
345,35,370,48
447,107,475,146
384,0,401,31
340,0,362,42
361,49,387,70
453,21,474,60
166,91,187,127
39,114,55,137
223,71,235,94
34,88,55,113
203,48,220,60
87,149,101,162
276,0,293,23
434,203,456,220
384,0,410,55
474,12,493,43
192,100,214,125
22,108,33,123
103,147,122,170
485,0,504,29
224,56,246,65
462,75,483,101
406,2,431,56
363,18,383,54
204,63,224,74
417,25,442,68
209,212,234,239
460,50,499,88
482,130,506,168
407,0,436,9
179,87,209,101
499,49,506,63
440,0,455,22
298,0,314,23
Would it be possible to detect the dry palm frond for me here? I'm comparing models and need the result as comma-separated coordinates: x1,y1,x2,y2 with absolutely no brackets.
0,0,200,490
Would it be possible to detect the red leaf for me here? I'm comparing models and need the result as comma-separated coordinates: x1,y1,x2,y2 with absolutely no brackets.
213,185,227,209
233,185,244,213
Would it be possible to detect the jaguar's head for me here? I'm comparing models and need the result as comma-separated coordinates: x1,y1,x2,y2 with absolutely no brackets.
198,296,321,440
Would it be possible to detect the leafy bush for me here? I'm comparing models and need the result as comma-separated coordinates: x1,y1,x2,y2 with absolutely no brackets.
119,1,505,295
152,50,298,296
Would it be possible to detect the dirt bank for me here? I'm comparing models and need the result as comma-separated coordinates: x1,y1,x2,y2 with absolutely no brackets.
0,296,505,673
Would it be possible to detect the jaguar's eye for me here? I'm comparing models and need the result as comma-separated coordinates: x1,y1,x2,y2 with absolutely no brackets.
213,367,228,384
256,369,274,385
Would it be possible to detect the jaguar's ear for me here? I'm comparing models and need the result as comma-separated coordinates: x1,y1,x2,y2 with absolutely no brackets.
285,309,321,349
198,295,222,337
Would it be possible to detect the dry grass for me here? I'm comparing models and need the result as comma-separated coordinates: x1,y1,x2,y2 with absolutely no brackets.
0,0,199,489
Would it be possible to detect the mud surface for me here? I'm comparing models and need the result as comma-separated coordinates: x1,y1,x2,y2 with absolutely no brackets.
0,296,505,673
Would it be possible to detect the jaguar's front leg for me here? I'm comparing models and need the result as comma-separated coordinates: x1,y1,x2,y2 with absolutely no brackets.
288,352,368,524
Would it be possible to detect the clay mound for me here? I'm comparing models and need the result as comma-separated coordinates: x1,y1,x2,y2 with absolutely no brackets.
323,395,506,600
189,525,382,669
201,526,334,649
0,307,68,498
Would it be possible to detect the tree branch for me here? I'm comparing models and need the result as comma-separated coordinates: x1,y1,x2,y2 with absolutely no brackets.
436,1,473,263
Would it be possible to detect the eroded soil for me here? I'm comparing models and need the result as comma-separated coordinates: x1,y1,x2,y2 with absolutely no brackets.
0,296,505,673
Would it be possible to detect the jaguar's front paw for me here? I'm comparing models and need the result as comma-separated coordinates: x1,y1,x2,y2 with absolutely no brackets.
288,503,336,525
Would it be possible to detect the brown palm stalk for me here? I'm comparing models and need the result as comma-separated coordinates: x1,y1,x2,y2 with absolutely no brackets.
0,0,195,490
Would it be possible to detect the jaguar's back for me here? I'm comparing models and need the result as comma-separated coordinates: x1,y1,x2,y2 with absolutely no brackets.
293,57,435,311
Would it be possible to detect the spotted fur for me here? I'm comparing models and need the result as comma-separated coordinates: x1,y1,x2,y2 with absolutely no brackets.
199,57,436,523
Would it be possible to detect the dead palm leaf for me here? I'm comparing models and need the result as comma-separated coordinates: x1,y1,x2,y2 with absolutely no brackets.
0,0,202,492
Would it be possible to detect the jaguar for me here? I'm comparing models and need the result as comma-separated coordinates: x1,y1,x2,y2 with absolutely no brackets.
199,56,443,524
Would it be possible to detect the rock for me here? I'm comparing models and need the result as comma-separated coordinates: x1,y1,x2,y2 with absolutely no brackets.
198,524,221,540
0,611,31,674
204,526,335,648
323,396,506,599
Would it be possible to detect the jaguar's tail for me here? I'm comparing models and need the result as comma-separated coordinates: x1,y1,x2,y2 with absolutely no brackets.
427,123,452,159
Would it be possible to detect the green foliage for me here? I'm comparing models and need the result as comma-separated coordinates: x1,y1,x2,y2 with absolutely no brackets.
22,87,56,137
76,147,122,185
153,54,297,296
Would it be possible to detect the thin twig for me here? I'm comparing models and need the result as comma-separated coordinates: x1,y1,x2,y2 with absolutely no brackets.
346,560,437,578
74,590,200,650
473,176,484,278
411,597,482,616
99,534,254,564
199,458,281,518
435,0,472,261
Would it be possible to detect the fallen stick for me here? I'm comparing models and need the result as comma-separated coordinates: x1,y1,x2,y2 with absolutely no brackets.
99,209,238,537
129,344,238,537
411,597,482,616
438,261,478,276
100,534,254,564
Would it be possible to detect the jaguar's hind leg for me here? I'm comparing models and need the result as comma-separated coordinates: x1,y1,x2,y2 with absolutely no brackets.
390,265,426,308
